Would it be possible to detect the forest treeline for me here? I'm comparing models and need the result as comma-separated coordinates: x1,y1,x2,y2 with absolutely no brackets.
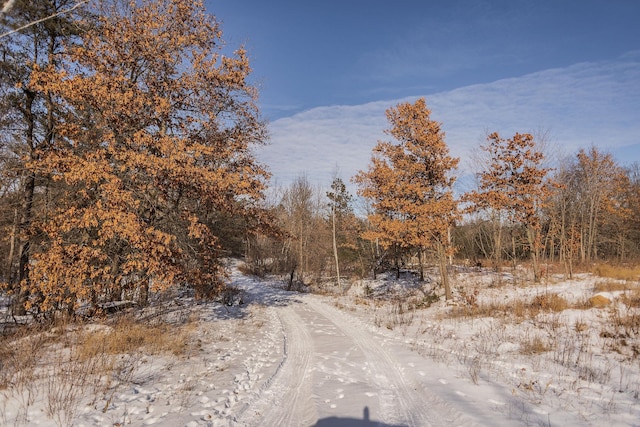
246,100,640,297
1,0,639,319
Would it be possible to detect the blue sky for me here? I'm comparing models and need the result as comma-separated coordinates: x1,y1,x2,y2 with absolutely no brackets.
206,0,640,190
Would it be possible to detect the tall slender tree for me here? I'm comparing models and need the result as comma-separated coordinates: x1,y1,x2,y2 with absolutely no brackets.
327,176,353,292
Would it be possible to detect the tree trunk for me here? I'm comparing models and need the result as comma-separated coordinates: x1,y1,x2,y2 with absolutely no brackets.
394,245,400,279
437,241,452,300
13,90,38,316
139,279,149,306
527,226,541,283
511,232,517,271
6,208,18,280
586,196,599,262
447,228,453,265
13,172,35,316
492,211,503,272
298,222,304,284
331,207,342,292
287,264,296,291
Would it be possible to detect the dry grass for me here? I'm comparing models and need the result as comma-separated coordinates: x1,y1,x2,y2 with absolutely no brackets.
0,311,198,426
530,293,569,312
77,316,196,360
621,288,640,309
593,263,640,281
445,293,572,320
594,280,636,293
0,323,60,389
600,306,640,359
520,335,551,355
589,294,612,308
593,280,640,308
574,320,589,333
444,300,519,320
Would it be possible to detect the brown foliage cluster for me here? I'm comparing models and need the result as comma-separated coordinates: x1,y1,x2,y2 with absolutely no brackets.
465,132,551,225
2,1,640,320
1,0,270,316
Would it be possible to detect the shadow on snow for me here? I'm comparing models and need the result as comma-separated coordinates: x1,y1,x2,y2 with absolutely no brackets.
312,407,407,427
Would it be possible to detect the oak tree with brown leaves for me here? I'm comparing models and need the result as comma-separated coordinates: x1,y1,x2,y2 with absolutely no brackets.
354,98,459,299
464,132,551,282
20,0,269,315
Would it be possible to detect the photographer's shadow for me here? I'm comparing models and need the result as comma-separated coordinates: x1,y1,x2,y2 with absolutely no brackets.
313,407,407,427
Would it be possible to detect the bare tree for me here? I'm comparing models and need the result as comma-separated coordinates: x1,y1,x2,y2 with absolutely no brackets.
548,147,631,268
278,175,329,289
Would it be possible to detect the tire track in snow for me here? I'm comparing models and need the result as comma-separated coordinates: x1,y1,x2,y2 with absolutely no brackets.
233,278,475,426
237,304,317,426
305,297,474,427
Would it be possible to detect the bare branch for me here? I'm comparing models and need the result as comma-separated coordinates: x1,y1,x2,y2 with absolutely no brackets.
0,0,87,40
1,0,17,16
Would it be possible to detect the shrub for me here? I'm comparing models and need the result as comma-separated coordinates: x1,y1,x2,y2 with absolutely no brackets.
589,294,612,308
530,293,569,312
622,288,640,308
520,336,551,355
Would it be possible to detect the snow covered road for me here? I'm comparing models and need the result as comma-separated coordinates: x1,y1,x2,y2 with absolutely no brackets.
47,263,633,427
236,296,455,426
232,271,513,427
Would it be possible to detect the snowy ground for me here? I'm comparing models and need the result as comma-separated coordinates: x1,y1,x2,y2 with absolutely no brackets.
1,261,640,426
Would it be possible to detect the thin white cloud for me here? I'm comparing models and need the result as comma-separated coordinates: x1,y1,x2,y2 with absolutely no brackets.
258,52,640,191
